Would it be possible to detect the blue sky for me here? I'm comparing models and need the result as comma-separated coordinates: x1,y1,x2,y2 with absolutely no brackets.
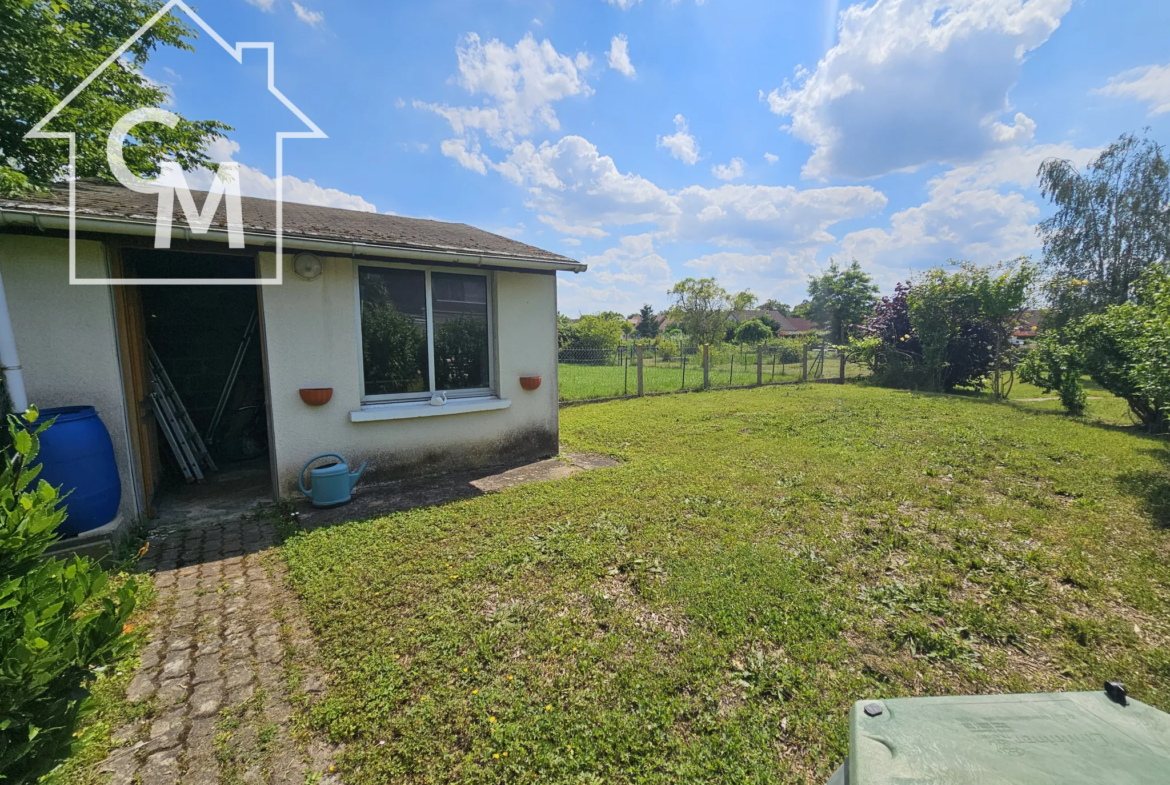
139,0,1170,315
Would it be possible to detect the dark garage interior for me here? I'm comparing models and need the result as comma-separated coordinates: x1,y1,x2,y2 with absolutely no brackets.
122,248,271,496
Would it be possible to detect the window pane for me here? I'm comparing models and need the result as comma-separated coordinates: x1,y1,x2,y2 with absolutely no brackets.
431,273,489,391
359,267,429,395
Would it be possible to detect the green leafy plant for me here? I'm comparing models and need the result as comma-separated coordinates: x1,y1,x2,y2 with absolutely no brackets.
1,0,232,195
1018,334,1087,415
733,319,772,345
0,407,139,784
1076,266,1170,431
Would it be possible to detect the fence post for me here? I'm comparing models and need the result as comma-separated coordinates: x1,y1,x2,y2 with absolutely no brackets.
839,349,846,384
702,344,710,389
802,343,808,382
730,348,735,385
681,349,687,390
757,345,763,386
636,344,644,397
622,349,628,397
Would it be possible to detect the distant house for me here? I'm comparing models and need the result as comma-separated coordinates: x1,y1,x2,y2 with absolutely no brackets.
626,313,672,332
1013,310,1045,339
730,310,820,336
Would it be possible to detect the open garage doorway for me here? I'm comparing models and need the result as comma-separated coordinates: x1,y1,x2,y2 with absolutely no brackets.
112,245,273,524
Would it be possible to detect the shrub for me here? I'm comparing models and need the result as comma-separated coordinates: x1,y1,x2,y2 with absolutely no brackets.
1075,266,1170,431
560,314,624,363
0,408,138,784
859,265,1023,393
1018,334,1087,415
733,319,772,345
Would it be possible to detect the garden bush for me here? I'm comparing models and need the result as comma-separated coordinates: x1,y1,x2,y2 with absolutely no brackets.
0,408,138,784
1018,334,1087,415
1074,266,1170,431
857,263,1031,394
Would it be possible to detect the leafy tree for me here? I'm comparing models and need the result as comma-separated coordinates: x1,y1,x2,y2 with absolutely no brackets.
595,311,626,323
761,299,791,316
1038,132,1170,327
968,259,1037,398
806,260,878,342
434,316,488,390
360,300,428,394
1,0,232,194
860,268,1004,393
734,319,772,345
1019,334,1087,415
635,304,660,338
757,314,781,336
561,314,623,361
732,291,759,311
557,313,576,351
1074,266,1170,431
1,408,139,783
667,278,752,345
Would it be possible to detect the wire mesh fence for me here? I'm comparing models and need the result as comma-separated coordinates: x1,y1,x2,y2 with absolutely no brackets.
558,341,871,403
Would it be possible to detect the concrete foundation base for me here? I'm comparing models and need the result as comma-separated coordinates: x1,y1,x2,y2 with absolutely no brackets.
44,513,133,564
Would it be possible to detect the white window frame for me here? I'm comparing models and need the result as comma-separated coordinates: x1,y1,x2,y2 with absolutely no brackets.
354,261,496,404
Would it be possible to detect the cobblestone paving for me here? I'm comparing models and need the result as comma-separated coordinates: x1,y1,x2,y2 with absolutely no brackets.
98,516,340,785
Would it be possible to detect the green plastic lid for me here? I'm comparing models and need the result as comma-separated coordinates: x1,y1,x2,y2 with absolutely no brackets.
847,690,1170,784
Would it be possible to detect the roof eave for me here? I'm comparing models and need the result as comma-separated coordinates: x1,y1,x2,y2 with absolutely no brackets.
0,205,588,274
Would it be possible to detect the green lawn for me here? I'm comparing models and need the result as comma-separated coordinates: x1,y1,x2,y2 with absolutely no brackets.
557,354,864,401
282,383,1170,784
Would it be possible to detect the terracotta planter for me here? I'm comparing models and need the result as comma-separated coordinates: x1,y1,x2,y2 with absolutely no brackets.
519,376,542,391
299,387,333,406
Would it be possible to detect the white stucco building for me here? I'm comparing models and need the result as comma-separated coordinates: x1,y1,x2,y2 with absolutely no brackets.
0,181,585,529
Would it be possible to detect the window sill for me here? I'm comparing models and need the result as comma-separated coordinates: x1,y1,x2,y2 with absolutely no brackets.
349,396,511,423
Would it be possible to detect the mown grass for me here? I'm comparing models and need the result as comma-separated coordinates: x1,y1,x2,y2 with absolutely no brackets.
557,357,867,402
281,383,1170,784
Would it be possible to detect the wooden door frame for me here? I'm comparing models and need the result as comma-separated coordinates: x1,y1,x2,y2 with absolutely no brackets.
108,244,158,517
109,244,279,513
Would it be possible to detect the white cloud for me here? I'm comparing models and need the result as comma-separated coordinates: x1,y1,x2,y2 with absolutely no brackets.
712,157,746,181
292,2,324,27
839,141,1099,269
158,137,377,212
608,35,636,78
989,112,1037,144
605,0,642,9
764,0,1072,179
439,138,490,175
658,114,701,165
417,32,592,154
586,234,673,287
492,134,886,252
764,152,780,164
244,0,276,11
1096,63,1170,116
559,234,673,314
496,136,678,234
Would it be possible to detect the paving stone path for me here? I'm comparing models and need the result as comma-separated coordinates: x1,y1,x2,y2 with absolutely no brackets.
97,516,340,785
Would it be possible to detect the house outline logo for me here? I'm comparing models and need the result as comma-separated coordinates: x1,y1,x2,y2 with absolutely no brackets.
24,0,326,286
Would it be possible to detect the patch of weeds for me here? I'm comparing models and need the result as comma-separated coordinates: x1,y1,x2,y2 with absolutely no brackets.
1062,616,1104,648
728,649,803,702
215,690,269,785
890,618,970,661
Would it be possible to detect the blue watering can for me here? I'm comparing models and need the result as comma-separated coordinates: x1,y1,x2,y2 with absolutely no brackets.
298,453,368,507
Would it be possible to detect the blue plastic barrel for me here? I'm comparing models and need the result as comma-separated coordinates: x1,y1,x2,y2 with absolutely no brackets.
31,406,121,536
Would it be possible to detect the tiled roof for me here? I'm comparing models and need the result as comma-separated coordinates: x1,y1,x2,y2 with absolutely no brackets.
0,180,583,270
